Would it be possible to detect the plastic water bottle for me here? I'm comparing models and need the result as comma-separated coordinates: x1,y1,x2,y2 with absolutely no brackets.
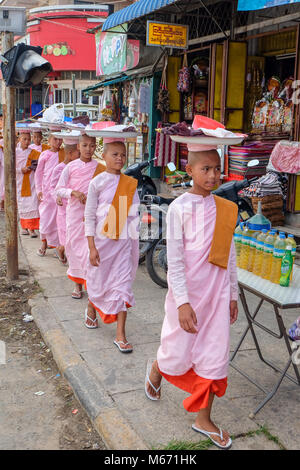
261,230,276,280
286,234,297,281
247,229,260,272
270,234,287,284
234,223,244,268
253,229,268,277
240,225,251,270
279,246,294,287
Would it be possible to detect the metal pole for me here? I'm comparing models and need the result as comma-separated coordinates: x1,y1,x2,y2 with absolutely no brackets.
72,73,76,118
2,31,18,280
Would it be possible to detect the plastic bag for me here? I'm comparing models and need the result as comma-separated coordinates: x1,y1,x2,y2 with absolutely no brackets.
43,103,64,123
128,83,138,118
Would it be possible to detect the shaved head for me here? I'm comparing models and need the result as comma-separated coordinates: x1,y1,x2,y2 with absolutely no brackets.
103,141,126,155
188,149,220,166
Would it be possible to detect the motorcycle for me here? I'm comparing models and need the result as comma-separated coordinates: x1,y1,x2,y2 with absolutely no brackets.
125,155,157,200
142,159,260,288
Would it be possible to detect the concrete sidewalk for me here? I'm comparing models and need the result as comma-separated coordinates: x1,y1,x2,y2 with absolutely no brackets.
20,234,300,450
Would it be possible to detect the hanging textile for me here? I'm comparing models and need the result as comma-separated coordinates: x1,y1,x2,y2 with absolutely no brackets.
154,122,177,167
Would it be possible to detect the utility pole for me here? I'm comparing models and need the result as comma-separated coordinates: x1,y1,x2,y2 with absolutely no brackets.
2,31,18,280
72,73,77,118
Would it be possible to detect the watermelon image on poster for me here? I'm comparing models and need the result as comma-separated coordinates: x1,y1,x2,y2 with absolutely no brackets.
61,45,68,56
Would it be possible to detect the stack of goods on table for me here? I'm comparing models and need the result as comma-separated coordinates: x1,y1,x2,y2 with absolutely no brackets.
234,205,296,287
226,140,278,181
241,171,288,226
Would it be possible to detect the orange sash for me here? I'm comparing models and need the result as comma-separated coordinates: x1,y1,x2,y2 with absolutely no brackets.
21,149,41,197
208,195,238,269
42,143,50,152
102,173,138,240
58,148,65,163
92,161,106,178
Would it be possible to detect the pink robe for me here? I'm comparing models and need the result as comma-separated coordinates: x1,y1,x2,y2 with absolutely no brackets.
84,172,139,323
35,149,61,246
30,143,42,153
50,162,67,246
16,146,40,221
56,158,99,283
157,193,238,410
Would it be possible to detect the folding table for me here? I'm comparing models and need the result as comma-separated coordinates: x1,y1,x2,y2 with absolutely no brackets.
230,266,300,418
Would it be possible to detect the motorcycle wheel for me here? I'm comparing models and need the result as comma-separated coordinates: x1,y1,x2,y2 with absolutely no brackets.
146,238,168,288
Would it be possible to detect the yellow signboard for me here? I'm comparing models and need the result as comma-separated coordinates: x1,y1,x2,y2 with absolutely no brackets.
146,21,188,49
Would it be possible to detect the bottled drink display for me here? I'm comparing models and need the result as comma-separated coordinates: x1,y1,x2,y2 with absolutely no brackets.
270,233,286,284
234,224,243,268
286,234,297,281
253,229,268,277
279,246,294,287
261,230,276,280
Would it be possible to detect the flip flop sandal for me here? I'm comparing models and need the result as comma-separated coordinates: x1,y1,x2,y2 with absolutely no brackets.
192,424,232,450
84,308,98,329
144,359,161,401
29,231,38,238
113,340,133,354
72,290,82,299
37,248,46,257
54,249,68,265
21,229,29,235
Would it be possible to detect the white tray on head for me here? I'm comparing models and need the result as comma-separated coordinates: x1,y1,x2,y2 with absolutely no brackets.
170,135,245,146
36,120,67,131
64,123,87,133
84,129,139,139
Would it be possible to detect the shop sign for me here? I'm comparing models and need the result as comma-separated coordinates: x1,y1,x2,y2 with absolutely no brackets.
96,30,139,76
146,21,188,49
238,0,300,11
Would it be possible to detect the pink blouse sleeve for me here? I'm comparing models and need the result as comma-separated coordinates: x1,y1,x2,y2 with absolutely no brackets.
84,178,98,237
228,239,238,301
35,152,46,195
55,165,72,200
166,201,189,309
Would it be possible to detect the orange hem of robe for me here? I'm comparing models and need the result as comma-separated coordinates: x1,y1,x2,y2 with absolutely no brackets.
158,367,227,412
68,274,85,285
88,299,132,325
20,218,39,230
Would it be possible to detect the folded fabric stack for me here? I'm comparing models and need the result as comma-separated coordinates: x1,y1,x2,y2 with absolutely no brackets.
242,171,288,198
228,141,278,179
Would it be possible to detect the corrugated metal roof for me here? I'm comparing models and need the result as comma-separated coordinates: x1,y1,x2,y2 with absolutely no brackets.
102,0,179,32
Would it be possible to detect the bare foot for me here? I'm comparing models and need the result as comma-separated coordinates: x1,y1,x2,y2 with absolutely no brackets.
194,417,231,447
146,360,162,399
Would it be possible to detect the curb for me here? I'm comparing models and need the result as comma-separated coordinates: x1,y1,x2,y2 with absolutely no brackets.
27,284,148,450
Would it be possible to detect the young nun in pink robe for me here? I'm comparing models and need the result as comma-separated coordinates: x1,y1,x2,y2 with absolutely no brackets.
145,144,238,450
35,134,64,256
50,134,80,264
84,138,139,353
55,134,105,299
16,131,40,237
29,130,49,153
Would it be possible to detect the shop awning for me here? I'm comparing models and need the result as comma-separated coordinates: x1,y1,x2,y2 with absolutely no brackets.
237,0,300,11
83,75,132,95
102,0,179,32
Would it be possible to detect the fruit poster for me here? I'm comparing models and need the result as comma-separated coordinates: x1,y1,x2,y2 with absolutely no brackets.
43,42,75,57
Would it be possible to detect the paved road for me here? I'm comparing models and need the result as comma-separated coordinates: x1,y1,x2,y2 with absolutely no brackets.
19,229,300,450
